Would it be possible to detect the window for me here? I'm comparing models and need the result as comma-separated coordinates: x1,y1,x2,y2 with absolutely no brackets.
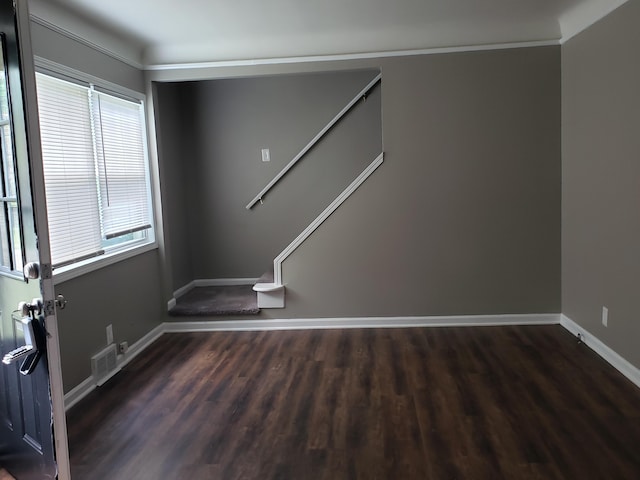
35,72,154,274
0,42,23,277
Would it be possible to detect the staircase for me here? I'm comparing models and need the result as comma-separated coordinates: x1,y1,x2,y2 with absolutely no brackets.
169,284,260,316
252,151,384,309
168,73,384,316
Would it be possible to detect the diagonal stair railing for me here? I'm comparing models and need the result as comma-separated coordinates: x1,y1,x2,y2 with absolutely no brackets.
246,72,382,210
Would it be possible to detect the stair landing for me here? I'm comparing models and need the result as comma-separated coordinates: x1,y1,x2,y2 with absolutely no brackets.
169,285,259,316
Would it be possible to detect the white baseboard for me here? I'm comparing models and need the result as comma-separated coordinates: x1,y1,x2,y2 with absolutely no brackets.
117,324,165,370
163,313,561,333
63,324,165,411
66,312,639,410
63,376,96,411
193,278,259,287
174,281,195,299
560,315,640,389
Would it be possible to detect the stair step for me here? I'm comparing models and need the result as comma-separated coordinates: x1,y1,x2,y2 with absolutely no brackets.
169,285,259,316
253,271,285,308
253,282,284,293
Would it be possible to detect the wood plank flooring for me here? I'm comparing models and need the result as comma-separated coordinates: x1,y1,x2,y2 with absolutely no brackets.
66,326,640,479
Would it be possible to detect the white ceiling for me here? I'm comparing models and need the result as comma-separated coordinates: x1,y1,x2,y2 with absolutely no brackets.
29,0,628,68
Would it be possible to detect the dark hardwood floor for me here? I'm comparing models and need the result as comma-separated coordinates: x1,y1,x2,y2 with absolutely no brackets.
67,326,640,479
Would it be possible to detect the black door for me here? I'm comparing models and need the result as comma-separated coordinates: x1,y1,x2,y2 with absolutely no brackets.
0,0,57,478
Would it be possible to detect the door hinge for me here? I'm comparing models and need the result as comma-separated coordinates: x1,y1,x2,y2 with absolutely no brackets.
40,263,53,280
44,300,56,316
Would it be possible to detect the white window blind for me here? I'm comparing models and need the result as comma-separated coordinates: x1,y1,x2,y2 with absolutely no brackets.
35,73,152,269
90,91,151,239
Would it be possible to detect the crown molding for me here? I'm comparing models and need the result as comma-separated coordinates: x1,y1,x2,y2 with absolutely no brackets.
144,39,559,72
559,0,629,44
27,0,629,74
30,14,143,70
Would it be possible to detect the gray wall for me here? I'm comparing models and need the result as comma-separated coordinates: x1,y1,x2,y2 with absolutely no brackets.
279,48,561,318
54,252,163,391
30,21,144,93
153,83,195,292
154,46,561,317
155,70,382,282
30,22,164,392
562,0,640,369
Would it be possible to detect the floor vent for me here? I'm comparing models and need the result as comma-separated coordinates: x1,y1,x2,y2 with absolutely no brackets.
91,344,120,386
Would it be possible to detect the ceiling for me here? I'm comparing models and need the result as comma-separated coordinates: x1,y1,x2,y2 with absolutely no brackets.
28,0,628,69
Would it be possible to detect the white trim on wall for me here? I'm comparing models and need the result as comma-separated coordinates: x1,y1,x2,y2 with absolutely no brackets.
273,153,384,285
66,312,640,410
146,40,559,72
560,315,640,389
29,11,144,69
64,324,164,411
173,281,195,299
163,313,560,333
194,278,259,287
65,312,559,408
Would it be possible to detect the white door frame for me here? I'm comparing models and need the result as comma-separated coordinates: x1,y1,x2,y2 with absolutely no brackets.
16,1,70,478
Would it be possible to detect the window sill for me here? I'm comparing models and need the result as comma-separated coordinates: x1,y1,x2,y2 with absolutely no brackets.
52,241,158,285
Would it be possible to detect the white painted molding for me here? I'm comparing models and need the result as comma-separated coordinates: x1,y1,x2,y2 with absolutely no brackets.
560,315,640,389
193,278,259,287
117,324,165,371
145,40,559,72
273,152,384,285
173,281,195,299
164,313,560,333
34,56,146,101
63,376,96,411
559,0,629,44
64,324,164,411
64,313,640,413
167,298,177,310
28,0,144,69
64,313,558,408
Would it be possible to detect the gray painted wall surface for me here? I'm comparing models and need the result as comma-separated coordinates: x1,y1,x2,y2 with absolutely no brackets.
154,83,195,292
277,48,561,318
30,24,162,392
30,21,144,93
55,251,163,392
562,1,640,369
156,70,382,281
156,46,561,317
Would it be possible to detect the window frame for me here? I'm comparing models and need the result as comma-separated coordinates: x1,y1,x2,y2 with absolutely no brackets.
34,57,157,285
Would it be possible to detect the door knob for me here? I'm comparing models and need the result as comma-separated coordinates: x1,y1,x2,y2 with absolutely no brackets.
23,262,40,279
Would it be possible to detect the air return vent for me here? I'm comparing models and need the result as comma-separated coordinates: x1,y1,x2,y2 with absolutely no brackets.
91,344,120,386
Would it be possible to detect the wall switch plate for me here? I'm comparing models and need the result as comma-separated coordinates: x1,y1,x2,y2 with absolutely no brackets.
261,148,270,162
106,324,114,344
602,306,608,327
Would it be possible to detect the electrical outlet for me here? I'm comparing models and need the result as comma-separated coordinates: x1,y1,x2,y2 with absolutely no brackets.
106,324,113,344
118,341,129,354
261,148,270,162
602,306,608,327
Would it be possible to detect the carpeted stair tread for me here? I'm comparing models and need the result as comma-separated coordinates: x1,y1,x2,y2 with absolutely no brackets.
169,285,260,316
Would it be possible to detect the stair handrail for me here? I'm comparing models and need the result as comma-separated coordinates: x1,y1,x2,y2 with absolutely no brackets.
246,72,382,210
